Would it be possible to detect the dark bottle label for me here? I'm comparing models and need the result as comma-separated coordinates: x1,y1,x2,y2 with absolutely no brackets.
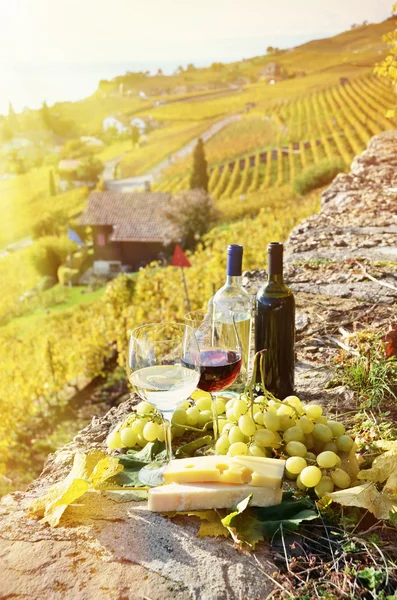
255,291,295,399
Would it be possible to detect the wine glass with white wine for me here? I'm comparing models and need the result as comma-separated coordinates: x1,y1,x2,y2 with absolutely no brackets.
127,322,200,485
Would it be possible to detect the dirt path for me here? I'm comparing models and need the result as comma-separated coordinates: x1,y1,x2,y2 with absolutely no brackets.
104,114,240,192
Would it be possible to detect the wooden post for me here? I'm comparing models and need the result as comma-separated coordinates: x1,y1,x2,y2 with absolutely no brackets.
181,266,191,312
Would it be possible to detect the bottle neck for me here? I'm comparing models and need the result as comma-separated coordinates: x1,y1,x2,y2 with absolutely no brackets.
267,273,284,285
225,275,243,287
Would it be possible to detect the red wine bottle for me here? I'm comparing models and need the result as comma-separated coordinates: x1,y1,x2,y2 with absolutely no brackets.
255,242,295,398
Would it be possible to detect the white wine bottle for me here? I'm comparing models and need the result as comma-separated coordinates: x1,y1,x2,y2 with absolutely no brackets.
213,244,252,390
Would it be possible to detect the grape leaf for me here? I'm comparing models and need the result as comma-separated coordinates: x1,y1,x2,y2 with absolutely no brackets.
357,450,397,496
221,493,318,549
29,451,123,527
324,482,397,520
110,441,167,488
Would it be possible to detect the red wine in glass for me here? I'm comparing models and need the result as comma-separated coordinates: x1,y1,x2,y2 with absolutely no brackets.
183,348,242,393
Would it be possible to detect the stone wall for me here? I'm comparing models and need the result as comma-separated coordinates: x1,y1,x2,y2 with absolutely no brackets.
0,132,396,600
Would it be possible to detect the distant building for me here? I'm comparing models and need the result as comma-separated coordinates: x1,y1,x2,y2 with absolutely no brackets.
102,115,147,135
80,136,104,147
79,191,174,274
259,62,283,82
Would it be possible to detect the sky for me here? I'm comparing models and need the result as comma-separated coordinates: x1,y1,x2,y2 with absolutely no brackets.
0,0,393,112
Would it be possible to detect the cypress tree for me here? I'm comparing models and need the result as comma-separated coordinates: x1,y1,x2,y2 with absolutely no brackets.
190,138,209,192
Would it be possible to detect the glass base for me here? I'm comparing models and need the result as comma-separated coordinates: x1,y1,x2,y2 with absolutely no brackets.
139,462,167,487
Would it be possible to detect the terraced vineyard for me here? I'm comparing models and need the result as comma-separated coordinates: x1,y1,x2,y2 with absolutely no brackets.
152,75,396,198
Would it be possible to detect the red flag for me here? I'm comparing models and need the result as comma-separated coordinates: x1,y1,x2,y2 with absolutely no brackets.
171,244,191,268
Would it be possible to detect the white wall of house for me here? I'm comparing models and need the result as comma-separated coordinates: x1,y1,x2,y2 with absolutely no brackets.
102,116,129,134
130,118,147,134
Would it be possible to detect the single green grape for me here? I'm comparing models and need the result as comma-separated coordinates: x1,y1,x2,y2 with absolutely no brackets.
238,413,256,437
157,424,165,442
136,401,154,415
179,400,191,410
331,468,351,489
172,425,185,438
304,433,315,450
215,398,226,414
172,409,188,426
313,423,333,443
136,433,147,447
296,473,307,490
327,420,345,438
283,426,305,443
227,442,248,457
305,404,323,419
300,465,322,487
285,441,307,458
323,441,338,453
225,398,235,411
316,450,339,469
106,429,122,450
314,475,335,498
267,401,279,414
215,435,230,455
336,435,354,453
226,407,236,422
277,404,294,417
254,411,264,425
248,443,266,457
254,429,275,448
198,410,212,427
263,411,280,432
306,451,317,462
218,418,228,433
255,395,266,405
233,398,248,419
284,395,304,414
279,415,296,432
273,432,282,448
335,454,342,467
285,469,298,480
120,427,137,448
314,416,328,425
143,421,160,442
186,406,200,426
195,396,212,411
229,425,245,444
286,456,307,475
298,416,314,434
131,419,145,434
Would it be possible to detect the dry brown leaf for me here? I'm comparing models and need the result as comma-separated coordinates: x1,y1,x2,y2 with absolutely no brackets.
325,482,397,520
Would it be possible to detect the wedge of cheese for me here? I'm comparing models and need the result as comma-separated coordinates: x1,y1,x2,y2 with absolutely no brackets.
163,455,285,488
148,482,283,512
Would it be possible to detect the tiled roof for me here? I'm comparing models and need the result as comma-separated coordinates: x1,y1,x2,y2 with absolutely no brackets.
79,191,172,242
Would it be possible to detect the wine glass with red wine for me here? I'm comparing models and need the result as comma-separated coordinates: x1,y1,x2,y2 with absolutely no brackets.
183,309,242,441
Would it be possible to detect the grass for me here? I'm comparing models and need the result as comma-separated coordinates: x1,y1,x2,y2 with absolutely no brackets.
118,119,213,178
330,331,397,410
96,139,133,162
2,285,107,338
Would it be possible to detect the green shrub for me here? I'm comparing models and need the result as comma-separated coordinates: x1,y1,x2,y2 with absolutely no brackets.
57,266,80,286
30,236,74,279
292,158,345,196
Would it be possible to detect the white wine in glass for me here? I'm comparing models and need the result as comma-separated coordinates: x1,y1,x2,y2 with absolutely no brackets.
127,322,200,485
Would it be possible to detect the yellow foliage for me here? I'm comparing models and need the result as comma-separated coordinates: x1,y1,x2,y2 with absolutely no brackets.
29,450,122,527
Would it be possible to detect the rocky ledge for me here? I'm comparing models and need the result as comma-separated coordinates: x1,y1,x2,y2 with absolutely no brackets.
1,132,397,600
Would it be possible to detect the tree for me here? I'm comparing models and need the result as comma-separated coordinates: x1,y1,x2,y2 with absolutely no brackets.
61,138,95,159
190,138,209,191
266,46,274,54
41,101,52,130
157,68,163,76
131,125,140,146
76,155,104,183
163,189,218,250
49,169,57,196
374,3,397,117
1,120,12,142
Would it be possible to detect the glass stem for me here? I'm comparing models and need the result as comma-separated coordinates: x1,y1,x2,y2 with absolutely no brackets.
162,417,173,462
211,394,219,441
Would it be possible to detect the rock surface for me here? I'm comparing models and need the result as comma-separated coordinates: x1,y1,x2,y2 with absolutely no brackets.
1,132,397,599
